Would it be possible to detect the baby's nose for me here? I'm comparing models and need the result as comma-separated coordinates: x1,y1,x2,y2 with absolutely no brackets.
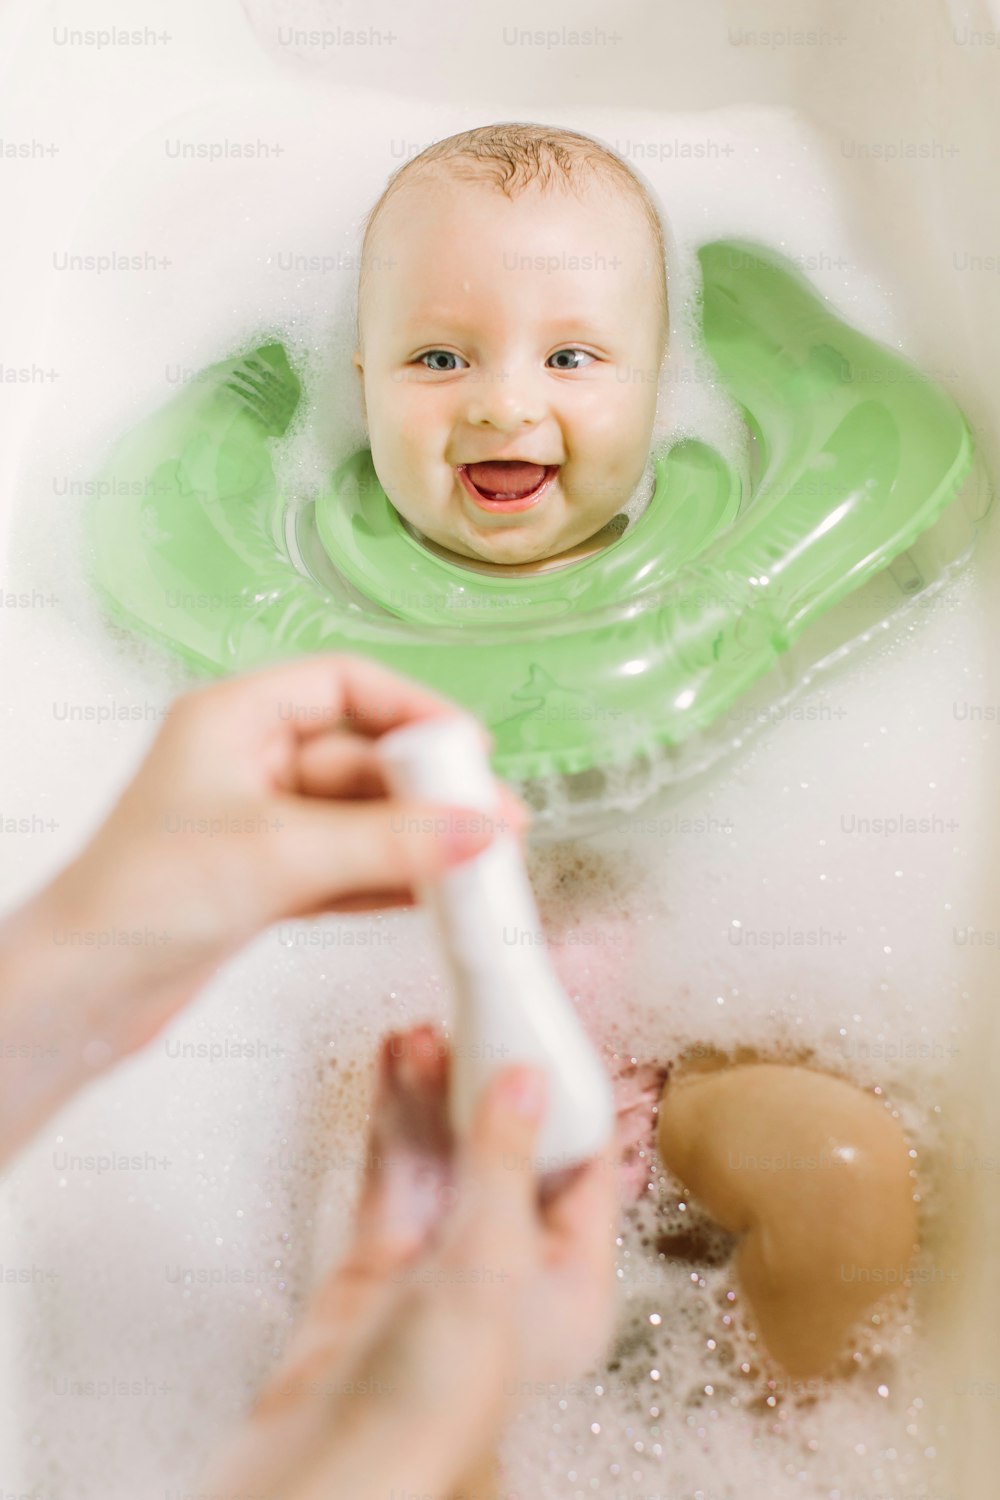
463,366,548,430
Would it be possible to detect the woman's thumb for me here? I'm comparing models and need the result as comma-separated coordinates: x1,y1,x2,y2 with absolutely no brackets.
450,1066,548,1266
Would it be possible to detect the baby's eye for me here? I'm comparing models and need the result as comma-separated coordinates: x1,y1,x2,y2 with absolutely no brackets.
547,348,596,371
418,350,468,372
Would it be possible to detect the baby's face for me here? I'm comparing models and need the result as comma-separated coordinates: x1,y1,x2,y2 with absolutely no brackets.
353,174,666,566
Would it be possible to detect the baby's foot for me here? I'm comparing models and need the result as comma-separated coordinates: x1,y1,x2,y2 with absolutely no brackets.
610,1058,670,1201
353,1024,455,1259
367,1025,666,1217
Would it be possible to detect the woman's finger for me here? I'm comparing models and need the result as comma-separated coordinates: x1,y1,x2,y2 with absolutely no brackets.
295,731,390,800
265,792,527,920
298,784,531,914
542,1149,621,1275
442,1066,547,1277
294,733,531,833
177,652,495,754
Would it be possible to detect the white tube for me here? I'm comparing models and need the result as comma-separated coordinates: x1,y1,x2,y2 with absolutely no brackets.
376,715,615,1171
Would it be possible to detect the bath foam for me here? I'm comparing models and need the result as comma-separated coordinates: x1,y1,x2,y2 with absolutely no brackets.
495,782,960,1500
0,18,985,1500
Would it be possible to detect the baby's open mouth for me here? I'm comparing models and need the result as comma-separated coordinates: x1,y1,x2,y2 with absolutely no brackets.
457,460,559,510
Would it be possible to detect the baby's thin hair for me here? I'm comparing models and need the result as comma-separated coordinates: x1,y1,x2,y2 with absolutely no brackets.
356,121,669,349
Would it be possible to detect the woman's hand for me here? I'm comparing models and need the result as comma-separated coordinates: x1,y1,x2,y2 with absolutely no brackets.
201,1026,620,1500
0,655,529,1161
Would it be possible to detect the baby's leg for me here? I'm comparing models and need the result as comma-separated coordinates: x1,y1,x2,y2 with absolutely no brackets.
657,1063,918,1376
451,1450,500,1498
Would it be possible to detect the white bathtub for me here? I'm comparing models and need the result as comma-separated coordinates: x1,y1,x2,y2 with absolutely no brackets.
2,1,999,1495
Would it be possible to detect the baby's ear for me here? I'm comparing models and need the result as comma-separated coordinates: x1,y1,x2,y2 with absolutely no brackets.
352,350,367,424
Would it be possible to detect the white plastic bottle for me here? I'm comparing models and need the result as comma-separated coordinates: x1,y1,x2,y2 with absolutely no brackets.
376,715,615,1172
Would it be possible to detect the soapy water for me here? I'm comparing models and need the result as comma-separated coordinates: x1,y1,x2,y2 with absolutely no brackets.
0,9,990,1498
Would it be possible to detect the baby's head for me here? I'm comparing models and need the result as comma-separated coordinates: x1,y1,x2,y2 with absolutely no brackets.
353,122,668,568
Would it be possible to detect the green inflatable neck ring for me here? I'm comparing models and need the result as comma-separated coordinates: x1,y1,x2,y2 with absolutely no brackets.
309,441,739,628
88,239,984,819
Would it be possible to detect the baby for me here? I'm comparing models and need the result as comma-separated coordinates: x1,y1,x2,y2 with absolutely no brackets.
351,121,668,574
349,126,918,1380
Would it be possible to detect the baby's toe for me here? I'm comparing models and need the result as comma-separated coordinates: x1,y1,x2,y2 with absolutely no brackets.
610,1059,670,1201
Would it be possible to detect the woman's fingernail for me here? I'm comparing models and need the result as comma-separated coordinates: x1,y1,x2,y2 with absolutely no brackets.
440,807,493,862
502,1066,547,1119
